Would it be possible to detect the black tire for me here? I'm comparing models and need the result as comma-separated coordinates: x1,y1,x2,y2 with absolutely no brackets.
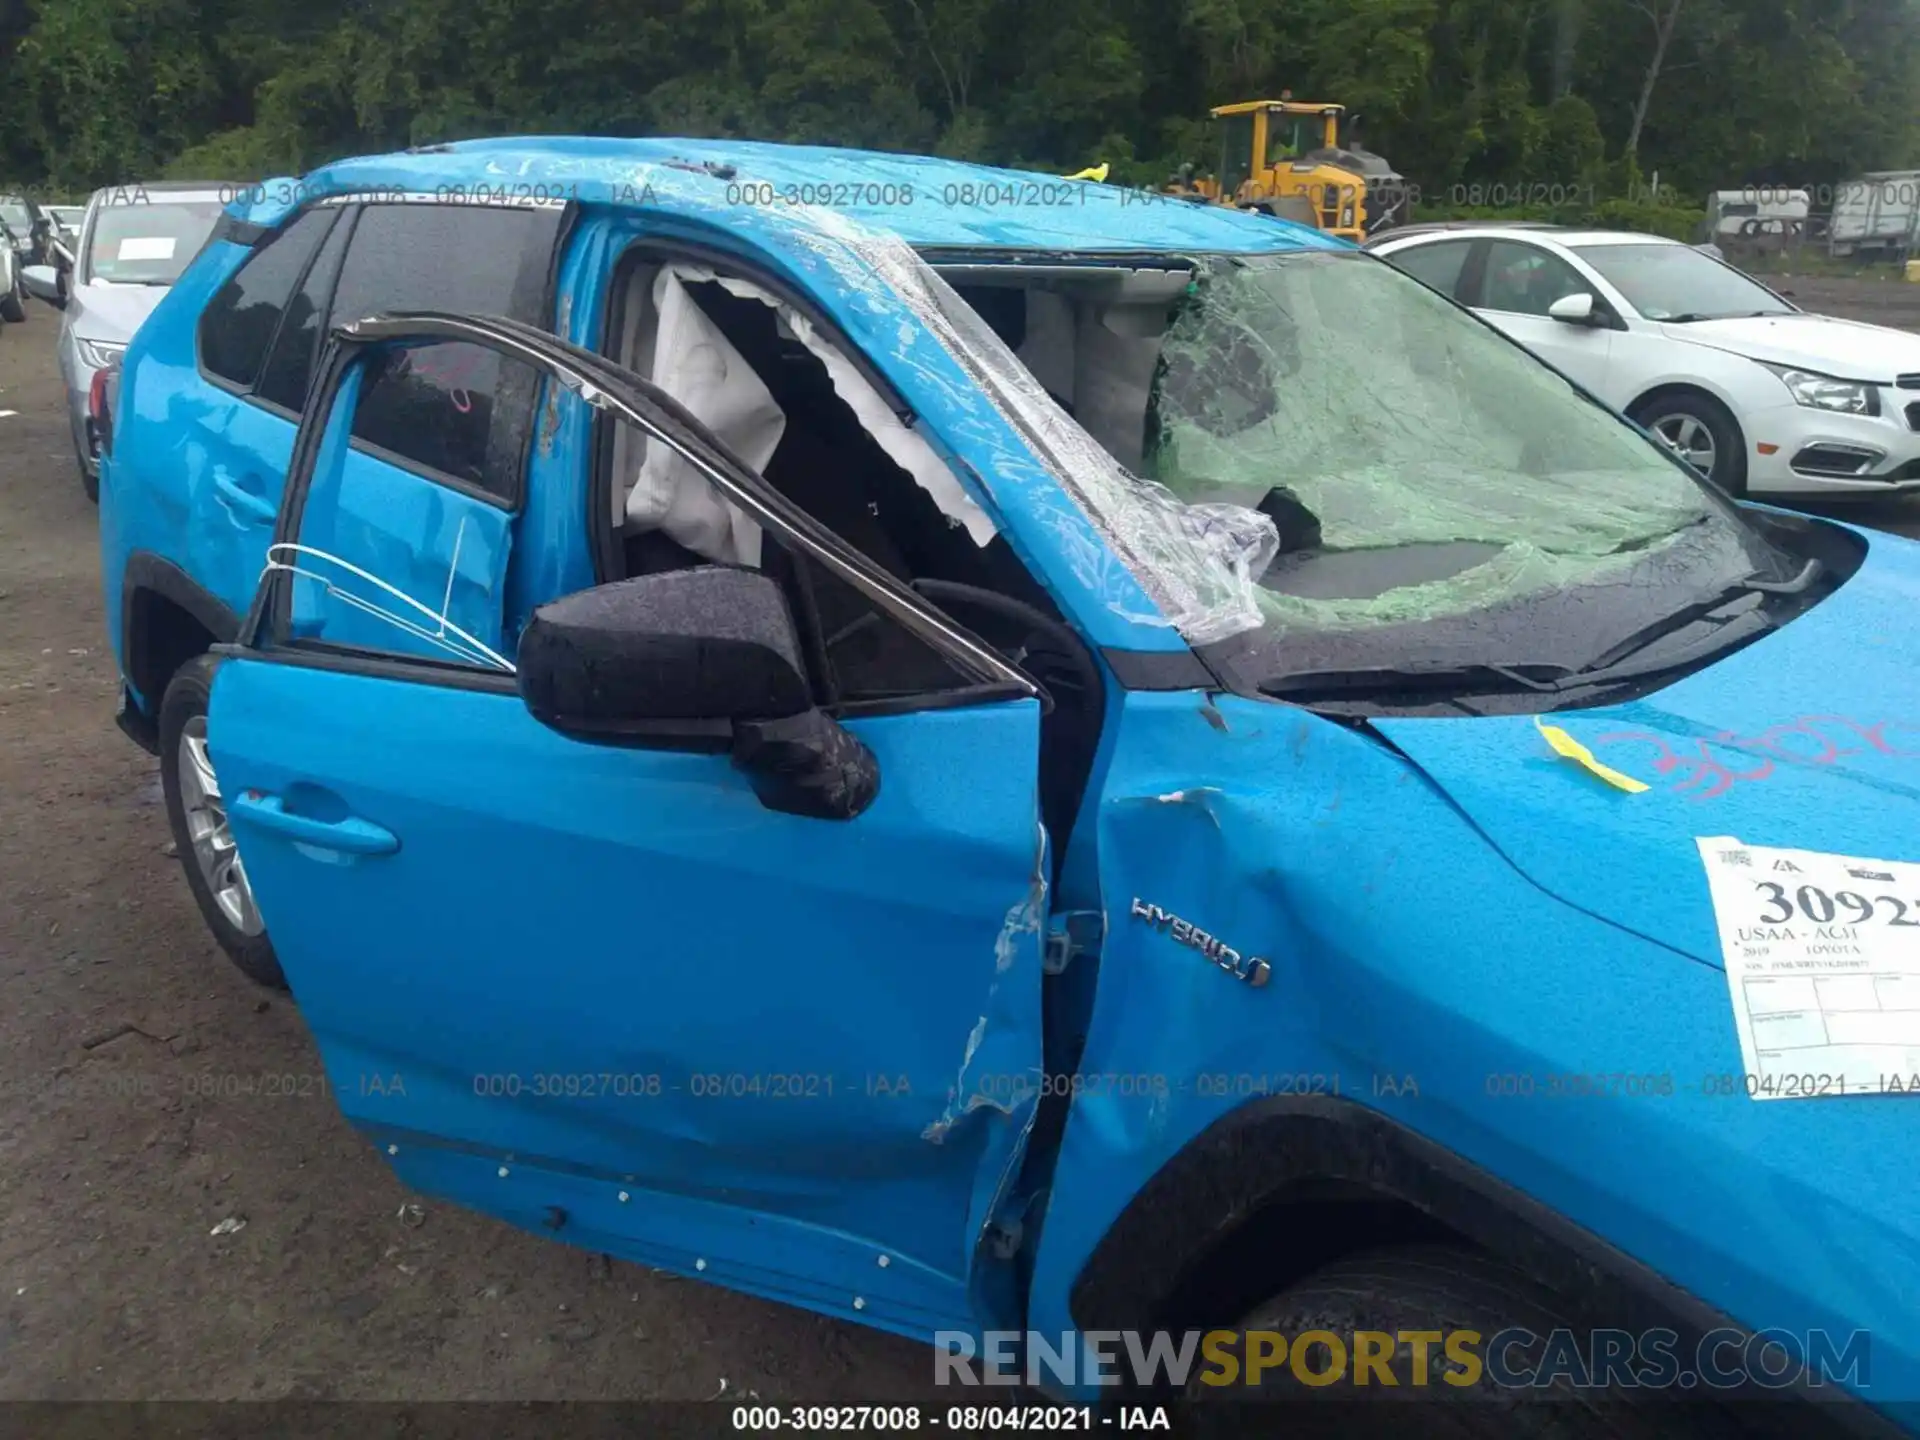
158,655,287,989
78,445,98,504
1631,391,1746,497
1,281,25,323
1188,1244,1735,1440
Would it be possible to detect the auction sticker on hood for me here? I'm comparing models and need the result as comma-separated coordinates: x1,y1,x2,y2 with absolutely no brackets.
1697,837,1920,1098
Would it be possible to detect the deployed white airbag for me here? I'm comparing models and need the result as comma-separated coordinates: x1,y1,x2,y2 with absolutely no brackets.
622,261,997,564
624,268,785,566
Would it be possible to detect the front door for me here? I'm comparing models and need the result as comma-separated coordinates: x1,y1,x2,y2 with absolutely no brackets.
206,316,1050,1342
1472,238,1615,396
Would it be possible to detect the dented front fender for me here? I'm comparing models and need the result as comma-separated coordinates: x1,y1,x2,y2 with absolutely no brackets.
1025,689,1920,1406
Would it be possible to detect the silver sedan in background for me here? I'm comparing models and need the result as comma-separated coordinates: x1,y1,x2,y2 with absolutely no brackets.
22,181,230,500
0,218,25,323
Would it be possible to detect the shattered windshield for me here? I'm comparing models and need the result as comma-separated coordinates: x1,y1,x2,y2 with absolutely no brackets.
1128,251,1777,678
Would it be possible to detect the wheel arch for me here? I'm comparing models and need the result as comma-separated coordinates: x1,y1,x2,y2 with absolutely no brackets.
1064,1094,1892,1431
122,551,239,715
1624,378,1746,431
1070,1094,1705,1337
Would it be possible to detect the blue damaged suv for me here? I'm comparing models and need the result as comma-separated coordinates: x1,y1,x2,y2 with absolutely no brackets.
97,137,1920,1434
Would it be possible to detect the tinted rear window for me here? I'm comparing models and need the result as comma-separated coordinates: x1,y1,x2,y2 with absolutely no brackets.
257,210,354,412
327,203,561,331
319,203,562,501
199,208,337,391
351,341,543,505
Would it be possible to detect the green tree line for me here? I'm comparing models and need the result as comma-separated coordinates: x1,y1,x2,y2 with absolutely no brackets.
1,0,1915,203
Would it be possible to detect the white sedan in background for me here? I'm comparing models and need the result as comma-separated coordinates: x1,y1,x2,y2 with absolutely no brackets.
1365,223,1920,498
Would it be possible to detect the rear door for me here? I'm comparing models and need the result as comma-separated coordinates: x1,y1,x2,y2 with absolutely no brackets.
206,316,1051,1341
1379,235,1476,302
182,196,570,624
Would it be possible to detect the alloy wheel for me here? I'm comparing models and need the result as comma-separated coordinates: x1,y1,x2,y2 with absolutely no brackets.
1650,412,1718,478
176,716,265,937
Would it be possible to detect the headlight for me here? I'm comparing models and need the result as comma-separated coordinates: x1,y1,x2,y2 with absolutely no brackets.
1340,203,1355,227
1765,364,1879,416
75,338,127,370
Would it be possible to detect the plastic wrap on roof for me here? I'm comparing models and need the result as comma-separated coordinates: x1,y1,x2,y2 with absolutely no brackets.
753,205,1278,644
663,262,998,548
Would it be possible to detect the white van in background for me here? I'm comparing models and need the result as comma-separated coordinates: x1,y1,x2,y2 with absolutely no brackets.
1828,170,1920,259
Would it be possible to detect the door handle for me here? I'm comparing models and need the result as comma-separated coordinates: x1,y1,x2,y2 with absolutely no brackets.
213,473,276,525
230,792,399,856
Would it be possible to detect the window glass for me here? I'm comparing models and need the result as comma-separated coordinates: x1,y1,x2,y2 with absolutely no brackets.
84,198,225,285
1121,251,1771,672
283,350,523,669
327,202,560,331
350,341,541,504
1479,241,1592,316
1569,240,1793,321
1266,113,1317,165
256,208,353,412
199,208,336,390
1385,239,1472,300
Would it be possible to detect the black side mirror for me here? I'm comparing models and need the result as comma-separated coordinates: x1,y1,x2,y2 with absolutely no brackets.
516,566,880,821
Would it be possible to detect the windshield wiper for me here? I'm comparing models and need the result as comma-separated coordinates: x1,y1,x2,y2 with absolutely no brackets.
1259,661,1574,700
1259,558,1824,704
1572,557,1822,676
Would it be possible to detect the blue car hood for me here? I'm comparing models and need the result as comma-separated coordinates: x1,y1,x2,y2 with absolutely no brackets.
1373,536,1920,967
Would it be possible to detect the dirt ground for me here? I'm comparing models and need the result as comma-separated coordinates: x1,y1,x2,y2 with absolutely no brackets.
1,278,1918,1406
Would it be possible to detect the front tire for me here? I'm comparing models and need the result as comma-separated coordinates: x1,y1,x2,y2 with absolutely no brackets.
1633,391,1746,497
1,280,25,323
1189,1244,1724,1439
159,655,287,990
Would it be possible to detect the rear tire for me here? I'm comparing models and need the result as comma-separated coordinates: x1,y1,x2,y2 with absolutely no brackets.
159,655,287,990
78,445,99,503
1188,1244,1733,1440
1,281,25,323
1632,391,1746,497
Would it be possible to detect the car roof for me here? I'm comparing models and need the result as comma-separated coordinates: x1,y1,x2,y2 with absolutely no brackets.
92,181,232,206
245,136,1349,256
1372,220,1563,237
1363,221,1564,248
1371,223,1684,250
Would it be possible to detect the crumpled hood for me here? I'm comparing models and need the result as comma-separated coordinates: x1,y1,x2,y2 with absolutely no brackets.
1373,531,1920,967
72,281,168,345
1663,312,1920,382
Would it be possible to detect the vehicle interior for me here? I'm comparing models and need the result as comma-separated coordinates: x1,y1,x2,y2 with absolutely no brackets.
596,251,1206,856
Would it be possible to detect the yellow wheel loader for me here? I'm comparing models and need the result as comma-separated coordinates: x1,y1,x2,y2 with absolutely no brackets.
1166,96,1409,242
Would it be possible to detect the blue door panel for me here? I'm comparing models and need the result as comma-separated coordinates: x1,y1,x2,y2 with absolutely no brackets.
182,399,299,621
289,445,513,662
208,656,1047,1328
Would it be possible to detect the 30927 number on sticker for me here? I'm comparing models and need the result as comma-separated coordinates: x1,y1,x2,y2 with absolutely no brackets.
1751,881,1920,928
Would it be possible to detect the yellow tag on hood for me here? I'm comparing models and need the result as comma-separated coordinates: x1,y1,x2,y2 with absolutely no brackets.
1534,715,1649,794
